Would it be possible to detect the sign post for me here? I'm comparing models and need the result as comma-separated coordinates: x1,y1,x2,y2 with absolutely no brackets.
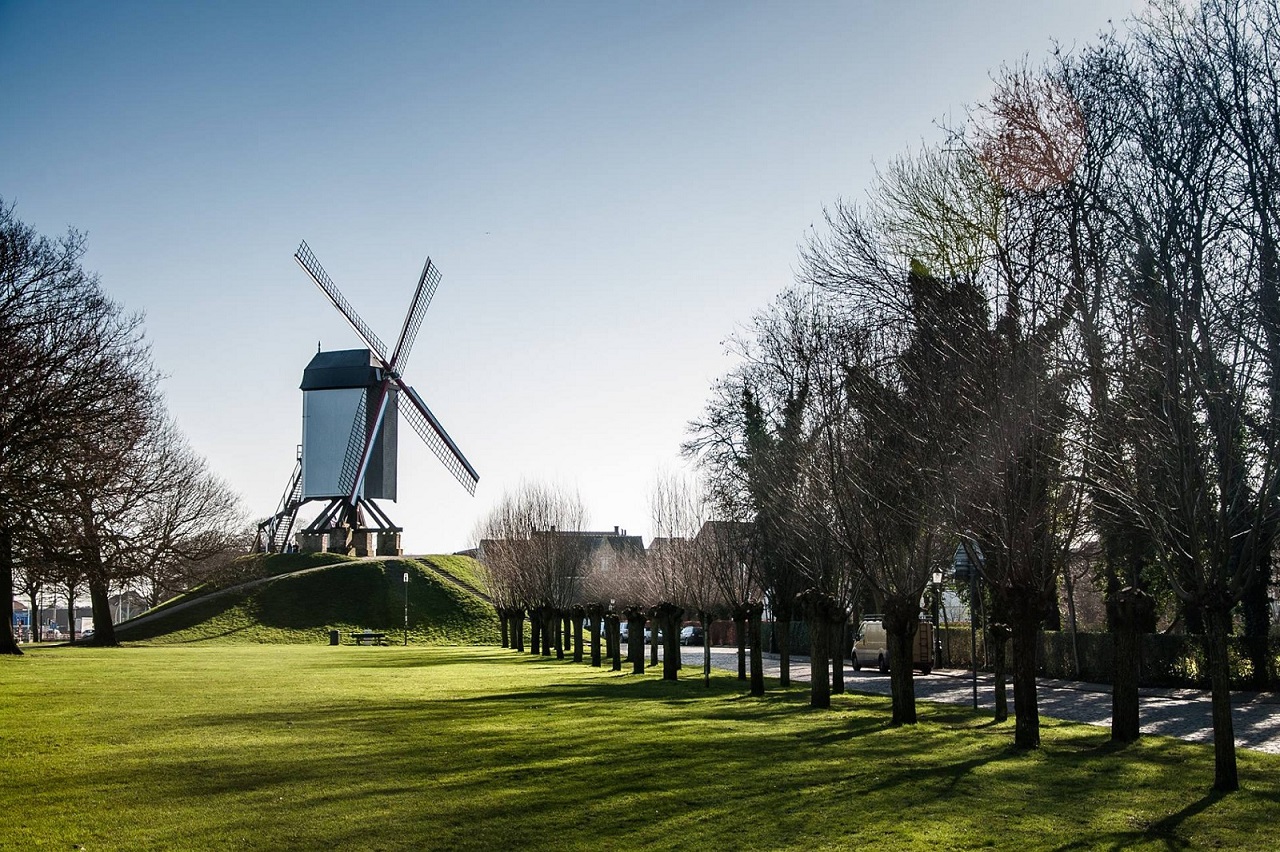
403,571,410,647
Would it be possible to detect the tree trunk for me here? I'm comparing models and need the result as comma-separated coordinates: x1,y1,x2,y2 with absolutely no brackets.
539,609,556,658
748,604,764,697
625,609,646,675
499,610,510,649
657,603,684,681
513,609,526,652
1010,616,1040,749
529,608,542,655
67,582,78,643
550,610,563,659
1205,604,1239,792
1109,587,1154,743
88,580,117,647
609,615,622,671
990,622,1010,723
883,597,919,725
808,615,831,708
588,607,602,666
0,528,22,655
572,608,584,663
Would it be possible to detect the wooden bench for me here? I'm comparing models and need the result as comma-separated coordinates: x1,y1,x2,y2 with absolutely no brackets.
350,632,388,646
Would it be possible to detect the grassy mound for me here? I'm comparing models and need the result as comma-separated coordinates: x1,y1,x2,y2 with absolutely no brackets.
3,644,1277,850
118,555,497,645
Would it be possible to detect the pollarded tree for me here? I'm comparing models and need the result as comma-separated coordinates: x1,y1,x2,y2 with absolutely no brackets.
697,516,763,695
1086,0,1280,789
685,292,820,688
802,250,990,722
474,480,591,661
648,469,725,685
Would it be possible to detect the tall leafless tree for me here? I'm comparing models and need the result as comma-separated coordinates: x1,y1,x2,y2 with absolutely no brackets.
1,201,154,654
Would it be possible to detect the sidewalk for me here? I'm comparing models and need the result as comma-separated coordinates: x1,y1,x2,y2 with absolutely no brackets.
677,645,1280,755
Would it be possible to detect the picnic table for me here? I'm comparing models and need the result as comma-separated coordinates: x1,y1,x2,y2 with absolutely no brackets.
350,631,388,646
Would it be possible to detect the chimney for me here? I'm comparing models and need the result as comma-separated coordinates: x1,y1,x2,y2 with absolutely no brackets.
613,525,619,536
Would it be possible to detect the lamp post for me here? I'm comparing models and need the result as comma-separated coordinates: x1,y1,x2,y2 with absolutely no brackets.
403,571,410,646
931,569,943,670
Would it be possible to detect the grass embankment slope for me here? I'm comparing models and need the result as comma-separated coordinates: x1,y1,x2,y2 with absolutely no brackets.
118,553,497,645
3,644,1278,851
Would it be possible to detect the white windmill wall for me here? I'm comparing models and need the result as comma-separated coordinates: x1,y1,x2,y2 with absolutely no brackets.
301,387,367,499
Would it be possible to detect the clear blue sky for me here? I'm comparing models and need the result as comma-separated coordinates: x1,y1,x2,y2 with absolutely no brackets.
1,0,1137,553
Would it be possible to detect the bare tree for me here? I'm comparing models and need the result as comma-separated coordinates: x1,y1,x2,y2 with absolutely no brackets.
474,481,590,661
649,469,725,685
37,413,245,646
685,293,820,688
1,201,154,654
1079,0,1280,790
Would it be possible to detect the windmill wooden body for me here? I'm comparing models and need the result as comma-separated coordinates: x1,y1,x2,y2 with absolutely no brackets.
255,241,478,555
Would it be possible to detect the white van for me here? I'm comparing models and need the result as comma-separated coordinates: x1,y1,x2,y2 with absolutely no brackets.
851,617,934,675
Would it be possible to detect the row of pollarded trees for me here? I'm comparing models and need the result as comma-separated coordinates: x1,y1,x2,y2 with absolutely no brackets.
475,477,779,693
1,201,246,653
688,0,1280,793
476,473,880,713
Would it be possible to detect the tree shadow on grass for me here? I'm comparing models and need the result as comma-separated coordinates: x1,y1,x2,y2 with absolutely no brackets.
1051,789,1227,852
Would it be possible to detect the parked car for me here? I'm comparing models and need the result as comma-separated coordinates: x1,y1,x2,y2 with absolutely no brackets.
642,627,664,643
850,617,934,674
679,625,704,646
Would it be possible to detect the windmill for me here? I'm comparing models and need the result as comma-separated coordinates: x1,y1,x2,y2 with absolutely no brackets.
255,241,479,556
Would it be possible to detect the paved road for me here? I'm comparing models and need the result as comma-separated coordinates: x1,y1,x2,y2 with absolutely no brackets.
676,646,1280,755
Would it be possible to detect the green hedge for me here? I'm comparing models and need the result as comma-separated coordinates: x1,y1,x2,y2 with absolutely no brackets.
936,626,1279,689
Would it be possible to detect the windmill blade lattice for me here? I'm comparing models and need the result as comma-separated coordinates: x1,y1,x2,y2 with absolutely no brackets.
295,241,389,363
388,257,440,373
398,382,479,495
337,388,370,496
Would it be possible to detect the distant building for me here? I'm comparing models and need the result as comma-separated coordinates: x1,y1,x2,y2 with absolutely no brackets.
532,526,645,576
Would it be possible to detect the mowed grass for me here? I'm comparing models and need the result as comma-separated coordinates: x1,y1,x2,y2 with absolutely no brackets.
118,557,498,646
3,645,1278,851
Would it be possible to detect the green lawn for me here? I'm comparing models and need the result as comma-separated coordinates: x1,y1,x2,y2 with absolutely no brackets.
117,557,498,646
2,644,1277,851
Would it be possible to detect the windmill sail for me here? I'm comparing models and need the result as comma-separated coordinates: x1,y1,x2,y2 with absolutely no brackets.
397,382,479,495
295,241,389,362
389,257,440,373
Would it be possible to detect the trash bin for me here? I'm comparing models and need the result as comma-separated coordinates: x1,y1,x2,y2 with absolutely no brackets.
328,629,340,646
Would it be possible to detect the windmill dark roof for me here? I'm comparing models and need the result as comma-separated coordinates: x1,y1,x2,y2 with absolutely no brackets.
300,348,383,391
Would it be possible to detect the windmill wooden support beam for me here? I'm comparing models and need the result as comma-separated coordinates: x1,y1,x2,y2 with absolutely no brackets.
255,241,479,555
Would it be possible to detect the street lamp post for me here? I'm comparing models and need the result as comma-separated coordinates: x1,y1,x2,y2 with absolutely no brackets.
931,569,943,670
403,571,410,647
